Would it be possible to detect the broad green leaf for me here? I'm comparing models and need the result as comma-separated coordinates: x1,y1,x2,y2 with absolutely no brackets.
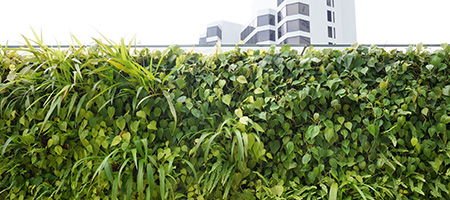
111,136,122,146
440,115,450,124
147,121,157,130
324,128,335,143
136,110,146,118
367,124,376,136
176,78,186,89
285,142,294,154
411,137,418,147
116,118,126,131
222,94,232,106
218,79,226,88
302,153,311,164
122,132,131,142
235,108,243,118
237,75,247,84
239,116,249,125
337,117,345,125
380,81,388,91
254,88,264,94
191,109,202,118
54,145,63,155
271,185,284,197
130,121,139,133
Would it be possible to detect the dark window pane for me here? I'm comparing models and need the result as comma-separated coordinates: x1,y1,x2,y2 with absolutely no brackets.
299,3,309,16
327,10,332,22
277,7,286,23
278,23,286,38
286,19,310,33
246,34,258,44
333,12,335,22
241,26,256,40
207,26,222,39
286,20,299,32
257,14,275,26
206,41,217,45
283,36,310,45
300,36,311,45
327,0,331,6
199,37,206,45
328,26,333,38
300,19,310,32
286,3,299,16
257,30,276,42
277,0,284,6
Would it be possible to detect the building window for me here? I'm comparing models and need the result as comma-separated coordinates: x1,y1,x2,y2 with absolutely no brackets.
199,37,206,45
257,14,275,26
278,19,310,38
282,36,310,45
277,0,284,6
327,0,334,7
278,2,309,22
333,12,335,23
258,30,276,42
207,26,222,39
241,19,257,40
328,26,333,38
327,10,332,22
206,41,218,45
245,30,275,44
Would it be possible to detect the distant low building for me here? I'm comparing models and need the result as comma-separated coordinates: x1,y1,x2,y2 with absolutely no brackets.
199,0,356,45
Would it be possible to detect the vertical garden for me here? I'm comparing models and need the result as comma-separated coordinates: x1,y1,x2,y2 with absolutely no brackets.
1,36,450,199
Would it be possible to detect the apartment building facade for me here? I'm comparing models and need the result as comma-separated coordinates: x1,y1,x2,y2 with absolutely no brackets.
199,0,356,45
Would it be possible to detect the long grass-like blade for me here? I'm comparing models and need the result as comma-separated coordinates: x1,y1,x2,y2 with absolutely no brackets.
234,129,245,163
41,95,62,132
137,159,145,197
91,149,118,182
86,83,121,110
147,163,155,199
1,135,19,156
159,166,166,200
75,94,87,120
163,90,177,134
329,182,338,200
353,184,369,200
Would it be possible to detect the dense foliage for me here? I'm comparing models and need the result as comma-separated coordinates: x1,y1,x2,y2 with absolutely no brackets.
1,36,450,199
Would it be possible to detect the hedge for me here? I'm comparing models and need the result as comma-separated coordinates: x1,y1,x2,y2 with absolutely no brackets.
1,37,450,199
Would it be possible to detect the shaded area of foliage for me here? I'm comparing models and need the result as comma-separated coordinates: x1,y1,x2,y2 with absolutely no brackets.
1,36,450,199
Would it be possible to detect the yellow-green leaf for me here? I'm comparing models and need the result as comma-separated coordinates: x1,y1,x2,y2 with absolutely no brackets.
111,136,122,146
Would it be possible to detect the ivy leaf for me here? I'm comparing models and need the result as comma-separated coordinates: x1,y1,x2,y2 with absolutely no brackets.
324,128,335,143
111,136,122,146
271,185,284,197
254,88,264,94
116,118,126,131
147,121,157,130
344,122,353,131
136,110,146,118
368,124,376,136
302,153,311,164
239,116,249,125
411,137,418,147
235,109,243,118
337,117,345,125
222,94,232,106
237,76,247,84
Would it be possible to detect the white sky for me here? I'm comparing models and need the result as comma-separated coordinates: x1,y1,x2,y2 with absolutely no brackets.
0,0,449,45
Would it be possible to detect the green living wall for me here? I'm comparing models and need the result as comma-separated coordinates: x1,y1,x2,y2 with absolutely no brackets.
1,38,450,199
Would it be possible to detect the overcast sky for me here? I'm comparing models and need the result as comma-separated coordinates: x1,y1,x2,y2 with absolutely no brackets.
1,0,449,45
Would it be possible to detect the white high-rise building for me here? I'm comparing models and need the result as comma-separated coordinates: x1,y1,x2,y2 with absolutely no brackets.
199,0,356,45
